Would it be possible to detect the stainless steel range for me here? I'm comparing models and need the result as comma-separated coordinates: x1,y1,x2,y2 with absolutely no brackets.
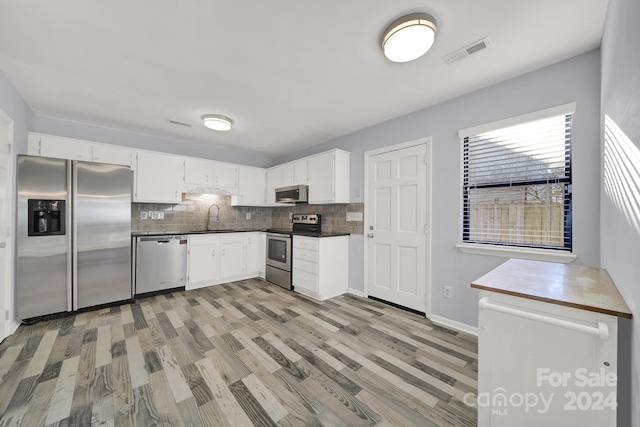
265,214,321,290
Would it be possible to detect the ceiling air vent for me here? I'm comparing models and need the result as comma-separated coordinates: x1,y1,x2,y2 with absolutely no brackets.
443,37,491,65
167,119,192,128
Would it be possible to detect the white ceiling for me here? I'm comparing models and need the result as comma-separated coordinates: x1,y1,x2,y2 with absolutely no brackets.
0,0,608,159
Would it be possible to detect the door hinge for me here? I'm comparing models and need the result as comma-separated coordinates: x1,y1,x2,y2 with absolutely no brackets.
7,143,11,154
424,224,428,234
424,154,428,165
5,310,9,321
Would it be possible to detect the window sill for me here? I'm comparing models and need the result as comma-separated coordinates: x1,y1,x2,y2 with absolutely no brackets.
455,243,577,264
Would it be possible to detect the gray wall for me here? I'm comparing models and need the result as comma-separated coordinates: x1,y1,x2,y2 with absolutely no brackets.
33,116,273,168
276,50,602,327
0,70,34,152
600,0,640,425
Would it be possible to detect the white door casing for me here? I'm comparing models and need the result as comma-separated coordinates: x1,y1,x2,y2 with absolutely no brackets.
365,138,431,313
0,110,14,340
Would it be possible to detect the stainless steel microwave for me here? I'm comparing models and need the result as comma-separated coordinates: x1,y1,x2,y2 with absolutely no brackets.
275,184,308,203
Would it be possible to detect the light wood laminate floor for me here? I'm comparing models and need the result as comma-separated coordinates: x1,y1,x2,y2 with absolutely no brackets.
0,278,478,426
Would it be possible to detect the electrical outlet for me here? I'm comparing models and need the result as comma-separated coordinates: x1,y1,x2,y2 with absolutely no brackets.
346,212,363,222
246,212,251,220
289,212,293,219
140,211,148,220
443,286,453,299
150,211,164,220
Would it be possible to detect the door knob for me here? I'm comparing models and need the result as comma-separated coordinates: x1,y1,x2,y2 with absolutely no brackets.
367,233,374,238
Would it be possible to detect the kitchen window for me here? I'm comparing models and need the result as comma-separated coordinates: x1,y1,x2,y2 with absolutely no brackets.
459,103,575,255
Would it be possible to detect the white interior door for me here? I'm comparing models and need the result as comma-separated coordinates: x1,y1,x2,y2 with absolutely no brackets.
0,110,14,340
366,141,428,312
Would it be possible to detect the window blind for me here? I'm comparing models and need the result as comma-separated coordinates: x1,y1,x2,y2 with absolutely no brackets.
462,112,572,250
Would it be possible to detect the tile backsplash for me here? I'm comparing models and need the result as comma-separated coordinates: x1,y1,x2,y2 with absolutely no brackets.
131,195,364,235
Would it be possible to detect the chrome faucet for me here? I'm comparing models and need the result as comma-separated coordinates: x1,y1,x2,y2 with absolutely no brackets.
206,204,220,230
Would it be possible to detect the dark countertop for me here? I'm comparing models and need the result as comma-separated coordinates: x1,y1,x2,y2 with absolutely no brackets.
132,229,266,237
132,229,350,238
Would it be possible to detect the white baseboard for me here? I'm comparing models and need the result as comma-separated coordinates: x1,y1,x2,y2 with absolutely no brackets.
347,288,365,297
9,320,20,335
428,314,478,336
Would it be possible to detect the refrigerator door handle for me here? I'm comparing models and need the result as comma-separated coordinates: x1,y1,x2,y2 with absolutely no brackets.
70,160,77,312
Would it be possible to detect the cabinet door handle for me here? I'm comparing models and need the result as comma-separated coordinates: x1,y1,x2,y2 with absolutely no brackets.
479,297,609,339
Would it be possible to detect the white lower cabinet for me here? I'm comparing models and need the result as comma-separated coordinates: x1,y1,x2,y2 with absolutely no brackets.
246,232,265,276
292,235,348,300
220,234,245,280
187,232,265,289
478,290,620,427
187,235,220,286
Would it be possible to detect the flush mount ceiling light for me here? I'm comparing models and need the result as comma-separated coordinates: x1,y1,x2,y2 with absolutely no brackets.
382,13,437,63
202,114,234,132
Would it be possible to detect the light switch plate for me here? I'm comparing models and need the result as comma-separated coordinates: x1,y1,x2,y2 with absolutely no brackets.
140,211,148,220
346,212,363,222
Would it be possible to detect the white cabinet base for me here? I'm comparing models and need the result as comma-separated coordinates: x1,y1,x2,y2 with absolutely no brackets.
187,232,265,291
477,290,618,427
292,235,348,301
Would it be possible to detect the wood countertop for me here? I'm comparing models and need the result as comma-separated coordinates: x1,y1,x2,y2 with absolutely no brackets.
471,259,632,319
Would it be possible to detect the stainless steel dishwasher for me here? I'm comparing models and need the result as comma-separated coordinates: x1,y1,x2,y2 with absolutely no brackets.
135,235,187,295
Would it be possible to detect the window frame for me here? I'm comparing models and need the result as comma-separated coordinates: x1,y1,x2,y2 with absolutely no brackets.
458,103,576,257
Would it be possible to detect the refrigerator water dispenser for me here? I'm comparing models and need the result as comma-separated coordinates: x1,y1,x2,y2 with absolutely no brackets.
27,199,66,236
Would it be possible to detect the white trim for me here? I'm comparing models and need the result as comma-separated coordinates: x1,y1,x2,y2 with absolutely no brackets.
458,102,576,139
456,242,577,263
428,314,478,336
347,288,365,298
0,109,14,341
363,136,432,316
424,141,433,317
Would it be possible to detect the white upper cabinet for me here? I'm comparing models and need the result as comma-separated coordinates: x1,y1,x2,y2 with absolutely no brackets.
134,151,183,203
232,165,266,206
265,166,284,205
213,161,238,190
92,144,134,167
28,133,92,161
184,157,214,186
307,149,350,203
280,159,308,187
293,159,309,184
282,163,294,186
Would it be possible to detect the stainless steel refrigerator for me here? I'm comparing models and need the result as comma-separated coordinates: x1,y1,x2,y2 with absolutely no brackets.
17,155,132,319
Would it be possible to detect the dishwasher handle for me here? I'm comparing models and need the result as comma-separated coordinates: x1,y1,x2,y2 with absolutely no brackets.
138,235,187,243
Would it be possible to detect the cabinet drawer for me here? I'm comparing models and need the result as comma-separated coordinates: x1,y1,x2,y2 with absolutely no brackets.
293,258,319,275
293,248,318,263
189,234,220,245
293,237,319,251
293,269,319,293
